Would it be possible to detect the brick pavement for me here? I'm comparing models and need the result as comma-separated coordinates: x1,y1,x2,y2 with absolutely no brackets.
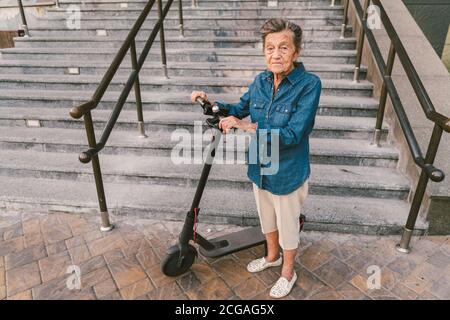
1,210,449,300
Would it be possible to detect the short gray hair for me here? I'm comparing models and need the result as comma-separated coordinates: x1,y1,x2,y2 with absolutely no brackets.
260,18,303,52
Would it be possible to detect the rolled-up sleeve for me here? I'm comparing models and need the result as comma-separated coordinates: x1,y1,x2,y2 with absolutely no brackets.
256,77,321,150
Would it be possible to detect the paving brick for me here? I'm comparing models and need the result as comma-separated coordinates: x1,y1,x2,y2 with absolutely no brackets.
336,283,370,300
24,232,45,248
256,268,280,287
5,243,47,271
65,235,85,249
295,268,326,294
22,218,41,235
298,245,333,271
233,276,266,299
313,258,356,288
6,262,41,297
120,278,154,300
42,224,73,245
345,251,386,273
83,229,103,243
211,257,252,288
81,267,112,288
146,264,177,288
46,241,67,256
79,255,106,275
93,278,118,299
0,285,5,300
68,244,92,264
387,257,419,277
426,250,450,269
2,223,23,241
98,291,122,300
427,275,450,300
147,282,184,300
108,257,147,289
7,289,32,300
191,262,217,284
33,276,96,300
349,273,371,295
103,248,126,265
307,287,343,300
330,241,361,261
0,266,4,287
391,283,418,300
367,287,399,300
87,233,127,257
416,291,439,300
38,251,72,283
185,277,233,300
177,271,202,292
380,266,402,290
0,237,24,256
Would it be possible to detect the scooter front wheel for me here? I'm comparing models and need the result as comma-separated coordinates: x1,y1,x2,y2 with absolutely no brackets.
161,244,197,277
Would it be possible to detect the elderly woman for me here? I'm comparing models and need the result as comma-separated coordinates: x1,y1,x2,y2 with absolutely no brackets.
191,18,321,298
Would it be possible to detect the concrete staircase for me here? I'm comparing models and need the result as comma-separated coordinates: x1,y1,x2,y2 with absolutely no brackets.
0,0,427,234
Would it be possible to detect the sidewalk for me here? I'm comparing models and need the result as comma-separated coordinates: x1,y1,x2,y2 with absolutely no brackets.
0,210,449,300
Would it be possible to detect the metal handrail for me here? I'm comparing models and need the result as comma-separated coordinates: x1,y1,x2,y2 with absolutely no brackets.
16,0,30,37
69,0,183,231
340,0,449,252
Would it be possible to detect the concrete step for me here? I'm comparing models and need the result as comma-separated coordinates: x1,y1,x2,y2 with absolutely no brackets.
28,25,353,38
0,176,424,235
0,127,399,168
56,0,343,9
0,150,410,199
0,47,357,64
0,89,378,117
44,6,345,17
13,36,357,50
29,14,343,28
0,60,366,80
0,107,388,140
0,74,373,96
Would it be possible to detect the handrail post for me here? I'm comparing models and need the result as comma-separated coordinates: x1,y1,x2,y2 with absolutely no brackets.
396,124,444,253
340,0,350,39
178,0,184,37
157,0,169,78
371,42,396,147
17,0,30,37
130,39,147,138
192,0,198,8
353,0,370,82
83,112,114,232
330,0,336,7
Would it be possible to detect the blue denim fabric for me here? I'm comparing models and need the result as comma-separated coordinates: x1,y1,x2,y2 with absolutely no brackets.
216,62,322,195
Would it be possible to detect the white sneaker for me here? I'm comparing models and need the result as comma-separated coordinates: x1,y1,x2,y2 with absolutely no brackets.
246,256,282,273
269,272,298,298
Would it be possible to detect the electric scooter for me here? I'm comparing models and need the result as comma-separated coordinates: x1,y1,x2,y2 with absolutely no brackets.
160,98,305,277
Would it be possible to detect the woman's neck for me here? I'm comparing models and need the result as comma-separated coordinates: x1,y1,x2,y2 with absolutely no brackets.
273,64,296,89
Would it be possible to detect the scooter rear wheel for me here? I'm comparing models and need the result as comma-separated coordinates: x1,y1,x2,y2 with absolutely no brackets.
161,244,197,277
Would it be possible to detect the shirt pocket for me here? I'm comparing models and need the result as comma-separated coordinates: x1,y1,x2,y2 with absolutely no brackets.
270,103,296,127
250,99,266,123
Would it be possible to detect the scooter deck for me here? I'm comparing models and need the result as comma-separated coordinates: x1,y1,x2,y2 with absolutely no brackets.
199,226,266,258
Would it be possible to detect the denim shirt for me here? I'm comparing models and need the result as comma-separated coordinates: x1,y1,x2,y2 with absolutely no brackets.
216,62,322,195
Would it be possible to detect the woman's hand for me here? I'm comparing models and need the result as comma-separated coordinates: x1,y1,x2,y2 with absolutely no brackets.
190,91,208,103
219,116,257,134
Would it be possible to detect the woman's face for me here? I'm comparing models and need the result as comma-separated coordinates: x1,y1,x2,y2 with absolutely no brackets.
264,30,299,77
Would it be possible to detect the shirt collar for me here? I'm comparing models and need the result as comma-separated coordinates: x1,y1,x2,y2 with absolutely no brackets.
265,62,306,85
